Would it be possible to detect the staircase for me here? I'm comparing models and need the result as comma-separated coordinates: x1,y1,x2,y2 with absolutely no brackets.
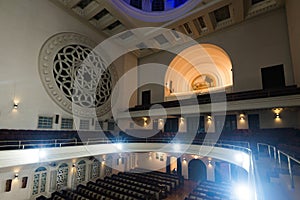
254,152,300,200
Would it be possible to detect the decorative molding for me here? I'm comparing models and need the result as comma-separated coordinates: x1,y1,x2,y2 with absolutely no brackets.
38,32,117,117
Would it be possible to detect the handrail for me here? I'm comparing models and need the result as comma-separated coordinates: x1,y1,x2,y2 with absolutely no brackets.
257,143,300,189
0,137,250,151
0,137,256,199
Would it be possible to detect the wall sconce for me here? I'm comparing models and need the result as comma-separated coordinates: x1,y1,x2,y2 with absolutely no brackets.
72,164,76,168
239,113,246,121
180,117,184,124
274,113,280,119
14,174,19,179
273,108,283,120
208,160,212,167
207,115,212,123
13,103,18,109
143,117,148,127
159,119,163,125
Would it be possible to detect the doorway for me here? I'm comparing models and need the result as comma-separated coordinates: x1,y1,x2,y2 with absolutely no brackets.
188,159,207,182
248,114,260,130
261,64,285,89
142,90,151,105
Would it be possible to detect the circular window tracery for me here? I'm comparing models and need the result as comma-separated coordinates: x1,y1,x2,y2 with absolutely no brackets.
53,44,112,108
39,33,116,117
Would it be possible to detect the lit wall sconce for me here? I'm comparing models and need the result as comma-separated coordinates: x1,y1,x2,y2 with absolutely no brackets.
273,108,283,121
180,117,184,124
208,160,212,167
72,164,76,168
239,113,246,121
143,117,148,127
159,119,164,125
13,103,18,109
14,173,19,179
207,115,212,123
274,113,280,119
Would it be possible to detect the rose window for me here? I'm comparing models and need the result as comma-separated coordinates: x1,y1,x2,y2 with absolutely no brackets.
53,44,112,108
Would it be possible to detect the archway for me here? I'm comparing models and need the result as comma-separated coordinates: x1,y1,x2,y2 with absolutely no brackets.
165,44,233,100
188,159,207,182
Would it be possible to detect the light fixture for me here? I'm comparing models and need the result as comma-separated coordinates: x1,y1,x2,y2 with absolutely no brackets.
159,118,164,126
39,149,46,159
239,113,245,121
143,117,148,127
235,153,244,163
115,143,123,150
13,103,18,109
72,164,76,168
173,144,180,151
14,174,19,179
179,117,184,124
207,115,212,122
233,183,251,200
208,160,212,167
273,108,283,120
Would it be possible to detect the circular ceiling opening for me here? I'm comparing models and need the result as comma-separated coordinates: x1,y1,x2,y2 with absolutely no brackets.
112,0,201,22
124,0,189,12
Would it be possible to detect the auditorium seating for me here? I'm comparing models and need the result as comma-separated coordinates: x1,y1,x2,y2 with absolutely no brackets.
39,168,184,200
184,180,232,200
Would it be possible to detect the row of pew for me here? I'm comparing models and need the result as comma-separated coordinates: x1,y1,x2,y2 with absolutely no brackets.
185,180,232,200
38,168,182,200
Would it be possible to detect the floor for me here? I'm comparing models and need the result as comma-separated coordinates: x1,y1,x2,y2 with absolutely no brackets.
165,180,197,200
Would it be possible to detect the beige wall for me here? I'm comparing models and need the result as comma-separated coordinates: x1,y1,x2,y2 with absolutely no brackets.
286,0,300,87
138,8,294,103
0,0,102,129
0,0,138,130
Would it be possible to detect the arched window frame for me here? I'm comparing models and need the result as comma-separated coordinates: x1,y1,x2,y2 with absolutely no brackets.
56,163,69,191
31,166,48,196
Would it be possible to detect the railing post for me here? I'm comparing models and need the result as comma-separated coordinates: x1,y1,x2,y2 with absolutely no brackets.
75,138,77,145
278,150,281,168
257,143,260,153
287,156,295,189
273,146,277,160
18,141,21,149
268,145,271,158
54,139,57,147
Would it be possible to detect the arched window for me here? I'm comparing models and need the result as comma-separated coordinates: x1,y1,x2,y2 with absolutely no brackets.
152,0,165,11
75,160,86,184
130,0,142,9
56,163,68,191
91,159,100,179
32,167,47,196
104,156,113,176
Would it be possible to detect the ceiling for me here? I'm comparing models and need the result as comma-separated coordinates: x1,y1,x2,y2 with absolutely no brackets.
50,0,285,57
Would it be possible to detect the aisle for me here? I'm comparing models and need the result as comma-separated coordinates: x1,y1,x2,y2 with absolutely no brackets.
165,180,197,200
